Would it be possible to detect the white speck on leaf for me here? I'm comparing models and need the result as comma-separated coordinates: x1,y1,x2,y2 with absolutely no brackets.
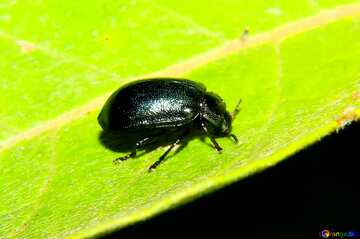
265,8,283,16
16,40,36,53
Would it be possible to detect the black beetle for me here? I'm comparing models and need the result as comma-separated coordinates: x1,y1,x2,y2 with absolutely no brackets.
98,78,241,172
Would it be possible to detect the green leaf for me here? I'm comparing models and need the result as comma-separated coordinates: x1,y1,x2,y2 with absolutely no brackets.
1,1,360,238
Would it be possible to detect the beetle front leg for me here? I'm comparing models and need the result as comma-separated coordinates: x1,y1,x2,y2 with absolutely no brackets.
113,137,150,164
201,123,223,152
229,134,238,144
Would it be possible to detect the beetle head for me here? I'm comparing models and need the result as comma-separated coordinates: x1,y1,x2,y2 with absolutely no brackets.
201,92,232,137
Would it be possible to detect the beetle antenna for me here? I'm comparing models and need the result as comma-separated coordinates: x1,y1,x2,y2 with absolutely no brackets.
229,134,238,144
231,99,242,119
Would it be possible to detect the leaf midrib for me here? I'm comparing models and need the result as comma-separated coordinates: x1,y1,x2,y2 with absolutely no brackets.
1,2,360,154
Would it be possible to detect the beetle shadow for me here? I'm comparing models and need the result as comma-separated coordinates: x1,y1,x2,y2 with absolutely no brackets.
98,130,203,161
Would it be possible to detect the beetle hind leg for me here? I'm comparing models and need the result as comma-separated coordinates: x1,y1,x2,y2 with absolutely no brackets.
113,151,136,164
113,137,150,164
148,140,178,172
148,131,189,172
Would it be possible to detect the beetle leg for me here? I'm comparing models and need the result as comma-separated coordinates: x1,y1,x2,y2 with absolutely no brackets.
201,123,223,152
148,139,179,172
229,133,238,144
113,137,150,164
231,99,242,119
148,132,189,172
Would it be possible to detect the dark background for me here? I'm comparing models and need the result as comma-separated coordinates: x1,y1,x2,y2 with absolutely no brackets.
102,121,359,239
